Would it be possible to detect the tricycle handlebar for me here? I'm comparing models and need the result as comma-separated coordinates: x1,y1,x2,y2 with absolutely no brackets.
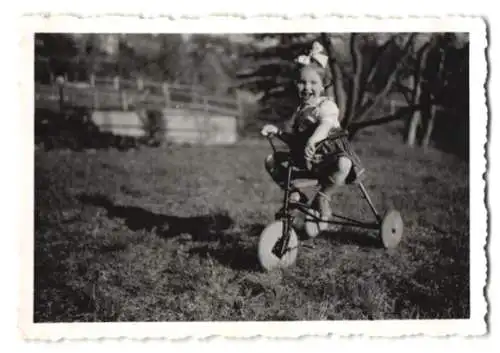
265,134,278,154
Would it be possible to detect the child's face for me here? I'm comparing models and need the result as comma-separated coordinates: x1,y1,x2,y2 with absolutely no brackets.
296,67,324,104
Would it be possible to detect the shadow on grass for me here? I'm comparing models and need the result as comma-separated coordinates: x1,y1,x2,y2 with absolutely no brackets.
190,244,261,272
189,224,265,272
321,228,383,249
188,222,384,272
388,232,470,319
389,269,469,319
78,193,234,242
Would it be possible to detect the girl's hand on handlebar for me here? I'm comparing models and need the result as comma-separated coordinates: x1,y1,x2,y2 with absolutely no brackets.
304,143,316,170
261,124,280,137
304,143,315,159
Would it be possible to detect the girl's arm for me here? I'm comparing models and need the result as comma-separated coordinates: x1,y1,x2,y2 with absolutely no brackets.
306,100,341,148
276,112,297,145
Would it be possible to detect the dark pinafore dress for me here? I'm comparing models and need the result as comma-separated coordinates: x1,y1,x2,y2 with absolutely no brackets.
283,97,365,185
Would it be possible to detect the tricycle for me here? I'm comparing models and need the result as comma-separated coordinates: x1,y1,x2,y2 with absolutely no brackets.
258,133,404,272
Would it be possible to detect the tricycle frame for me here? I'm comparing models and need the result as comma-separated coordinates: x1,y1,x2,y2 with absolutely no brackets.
265,134,400,260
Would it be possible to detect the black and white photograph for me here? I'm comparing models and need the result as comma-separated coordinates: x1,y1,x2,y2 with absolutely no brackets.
21,15,488,339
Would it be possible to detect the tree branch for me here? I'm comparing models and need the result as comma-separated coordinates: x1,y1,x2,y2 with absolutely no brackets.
349,102,436,138
320,33,347,121
364,36,397,90
411,41,432,104
345,34,363,125
349,97,442,138
350,105,415,134
333,61,347,121
360,36,398,107
353,34,416,124
394,81,413,105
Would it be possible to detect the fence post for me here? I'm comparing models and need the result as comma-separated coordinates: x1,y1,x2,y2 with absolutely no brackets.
203,96,209,142
235,90,244,138
89,74,99,110
56,75,65,113
389,99,395,116
121,90,128,111
93,89,100,110
137,77,144,91
113,76,120,90
191,85,197,104
162,82,170,107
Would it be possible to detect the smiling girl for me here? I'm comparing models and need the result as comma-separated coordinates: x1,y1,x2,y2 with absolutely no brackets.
261,41,365,229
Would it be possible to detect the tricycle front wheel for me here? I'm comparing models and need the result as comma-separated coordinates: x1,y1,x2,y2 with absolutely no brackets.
258,220,298,271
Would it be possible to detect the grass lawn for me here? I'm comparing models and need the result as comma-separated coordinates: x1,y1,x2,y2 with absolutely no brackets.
34,125,469,322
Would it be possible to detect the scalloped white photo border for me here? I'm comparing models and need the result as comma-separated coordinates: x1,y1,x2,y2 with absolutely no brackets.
17,14,489,341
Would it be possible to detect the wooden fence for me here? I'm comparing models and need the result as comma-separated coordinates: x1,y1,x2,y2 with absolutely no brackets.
35,76,244,145
35,75,243,118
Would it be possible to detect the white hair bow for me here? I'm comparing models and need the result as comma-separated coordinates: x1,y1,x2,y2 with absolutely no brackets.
295,41,329,68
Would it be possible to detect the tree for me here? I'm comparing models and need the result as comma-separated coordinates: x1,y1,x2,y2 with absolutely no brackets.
186,34,247,95
402,34,437,147
35,33,79,82
239,32,418,137
240,31,469,156
320,32,417,136
237,33,318,123
400,33,469,150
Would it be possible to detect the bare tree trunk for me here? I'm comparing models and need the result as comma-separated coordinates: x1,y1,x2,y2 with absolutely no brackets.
420,44,445,149
406,75,423,146
406,41,432,146
345,34,363,125
406,111,421,147
421,104,437,148
320,33,347,122
332,62,347,122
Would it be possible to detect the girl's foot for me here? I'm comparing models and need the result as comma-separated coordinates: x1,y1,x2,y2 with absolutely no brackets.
315,193,332,218
311,192,332,230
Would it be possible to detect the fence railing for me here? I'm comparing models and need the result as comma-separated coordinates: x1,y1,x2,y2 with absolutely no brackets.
35,75,243,118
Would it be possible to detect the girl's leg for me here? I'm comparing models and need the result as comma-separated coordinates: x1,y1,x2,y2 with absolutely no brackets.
315,156,353,221
265,152,309,204
264,152,289,190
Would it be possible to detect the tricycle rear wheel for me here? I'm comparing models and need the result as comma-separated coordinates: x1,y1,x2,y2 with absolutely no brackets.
380,209,404,249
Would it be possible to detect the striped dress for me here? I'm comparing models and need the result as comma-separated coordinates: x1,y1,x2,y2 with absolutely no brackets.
283,97,365,184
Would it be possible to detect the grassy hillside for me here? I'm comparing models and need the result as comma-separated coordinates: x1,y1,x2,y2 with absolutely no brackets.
34,123,469,322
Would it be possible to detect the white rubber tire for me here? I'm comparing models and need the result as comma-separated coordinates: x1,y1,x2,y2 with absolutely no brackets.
380,209,404,249
258,221,299,271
